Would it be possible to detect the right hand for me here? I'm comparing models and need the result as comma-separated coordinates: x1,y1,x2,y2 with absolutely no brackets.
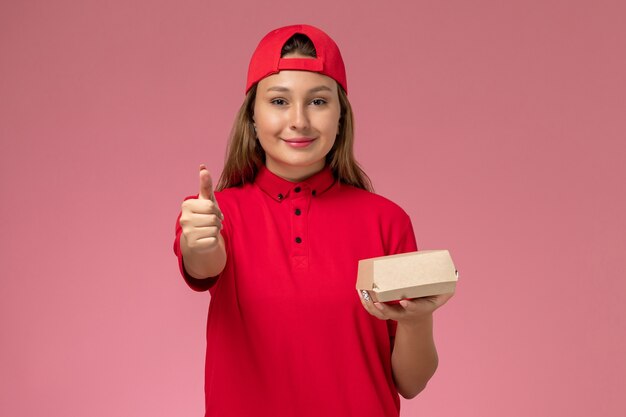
179,164,224,254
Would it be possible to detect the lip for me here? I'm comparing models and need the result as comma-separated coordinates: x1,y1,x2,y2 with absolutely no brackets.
282,137,316,148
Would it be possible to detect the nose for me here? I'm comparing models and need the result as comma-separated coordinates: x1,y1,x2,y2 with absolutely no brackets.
288,103,310,131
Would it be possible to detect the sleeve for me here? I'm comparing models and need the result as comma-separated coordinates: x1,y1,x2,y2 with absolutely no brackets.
385,208,419,340
385,209,418,256
172,194,224,292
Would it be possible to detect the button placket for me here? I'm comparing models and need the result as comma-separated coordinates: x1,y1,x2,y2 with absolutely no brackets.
290,186,310,270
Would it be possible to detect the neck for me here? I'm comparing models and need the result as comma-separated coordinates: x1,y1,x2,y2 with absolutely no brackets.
265,160,326,182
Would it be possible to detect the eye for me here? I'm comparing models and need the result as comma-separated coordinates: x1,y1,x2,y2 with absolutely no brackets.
311,98,327,106
270,98,287,106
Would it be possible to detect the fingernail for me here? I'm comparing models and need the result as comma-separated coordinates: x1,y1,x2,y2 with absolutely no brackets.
374,302,384,310
399,300,409,308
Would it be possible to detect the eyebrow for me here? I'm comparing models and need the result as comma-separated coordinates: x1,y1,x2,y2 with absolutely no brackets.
266,85,334,93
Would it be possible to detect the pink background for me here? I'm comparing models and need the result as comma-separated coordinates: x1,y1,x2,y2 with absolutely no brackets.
1,0,624,416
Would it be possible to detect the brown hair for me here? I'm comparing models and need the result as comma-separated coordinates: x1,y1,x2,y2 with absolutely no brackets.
216,34,373,192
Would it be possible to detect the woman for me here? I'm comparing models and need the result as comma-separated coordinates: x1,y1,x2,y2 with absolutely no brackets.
174,24,453,416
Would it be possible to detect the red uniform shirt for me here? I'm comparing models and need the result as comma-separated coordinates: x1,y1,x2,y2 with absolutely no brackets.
174,166,418,417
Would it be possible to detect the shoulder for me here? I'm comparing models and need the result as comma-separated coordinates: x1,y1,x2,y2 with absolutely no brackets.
334,183,411,221
334,183,418,254
213,183,255,204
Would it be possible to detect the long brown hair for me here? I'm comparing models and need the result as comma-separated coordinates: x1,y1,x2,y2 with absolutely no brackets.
216,34,373,192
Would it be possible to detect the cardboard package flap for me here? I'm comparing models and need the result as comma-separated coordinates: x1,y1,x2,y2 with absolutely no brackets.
356,250,458,303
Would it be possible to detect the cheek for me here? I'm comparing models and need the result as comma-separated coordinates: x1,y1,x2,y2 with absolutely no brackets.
311,108,341,132
254,107,283,132
256,136,270,154
256,126,276,146
316,112,341,136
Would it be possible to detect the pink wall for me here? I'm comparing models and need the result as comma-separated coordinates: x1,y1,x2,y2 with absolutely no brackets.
1,0,624,415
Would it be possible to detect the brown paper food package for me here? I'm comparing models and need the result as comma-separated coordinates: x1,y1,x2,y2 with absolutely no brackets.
356,250,458,303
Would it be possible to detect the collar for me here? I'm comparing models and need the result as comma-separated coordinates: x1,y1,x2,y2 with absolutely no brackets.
255,165,336,202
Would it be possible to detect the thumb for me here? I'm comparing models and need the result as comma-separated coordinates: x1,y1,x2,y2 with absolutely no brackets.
198,164,215,201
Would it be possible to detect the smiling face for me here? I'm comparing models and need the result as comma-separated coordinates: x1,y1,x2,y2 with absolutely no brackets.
253,69,341,182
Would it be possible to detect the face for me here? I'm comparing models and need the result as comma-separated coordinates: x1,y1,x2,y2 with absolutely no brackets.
253,69,341,182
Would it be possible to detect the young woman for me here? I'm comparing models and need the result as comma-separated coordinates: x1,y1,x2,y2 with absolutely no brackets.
174,24,453,417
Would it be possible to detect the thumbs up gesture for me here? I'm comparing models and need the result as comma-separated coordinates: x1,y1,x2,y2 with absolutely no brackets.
198,164,218,202
180,165,225,254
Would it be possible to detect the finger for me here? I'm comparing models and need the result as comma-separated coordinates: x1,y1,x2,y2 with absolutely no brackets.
188,200,222,216
193,236,220,252
357,290,387,320
196,236,219,246
372,302,406,321
365,303,387,320
191,214,223,229
191,223,223,237
186,224,222,242
192,226,222,239
413,292,455,310
440,292,455,303
198,164,215,202
396,299,423,315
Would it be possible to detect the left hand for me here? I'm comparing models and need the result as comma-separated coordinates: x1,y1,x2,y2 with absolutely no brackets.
358,290,454,326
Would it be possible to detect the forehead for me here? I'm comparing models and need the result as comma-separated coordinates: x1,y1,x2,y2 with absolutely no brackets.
258,70,337,93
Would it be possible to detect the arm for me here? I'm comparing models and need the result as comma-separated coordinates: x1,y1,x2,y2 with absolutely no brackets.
391,314,438,398
177,165,227,280
358,292,453,399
